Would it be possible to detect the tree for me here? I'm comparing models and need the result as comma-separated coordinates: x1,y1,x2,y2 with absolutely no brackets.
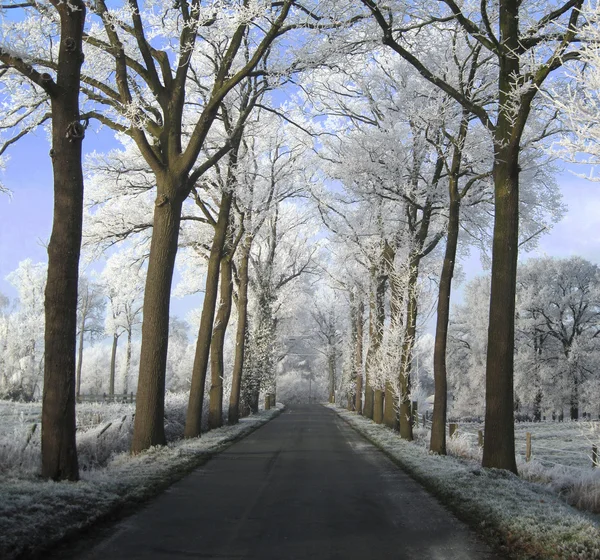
310,291,343,403
101,250,145,395
2,261,47,400
76,276,105,397
71,0,357,451
517,257,600,420
362,0,583,472
1,0,87,480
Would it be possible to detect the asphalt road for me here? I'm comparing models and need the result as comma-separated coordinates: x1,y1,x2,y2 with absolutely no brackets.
76,405,502,560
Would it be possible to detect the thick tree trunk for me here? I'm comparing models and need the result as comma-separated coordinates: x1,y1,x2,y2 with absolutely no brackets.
208,245,234,430
480,0,523,475
384,254,402,430
76,322,84,398
229,240,250,424
185,191,233,437
364,271,386,420
354,299,364,414
109,332,118,397
41,1,86,481
373,390,384,424
131,181,184,453
482,141,520,472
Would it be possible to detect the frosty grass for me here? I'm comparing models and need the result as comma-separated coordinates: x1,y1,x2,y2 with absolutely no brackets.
329,404,600,560
0,396,282,559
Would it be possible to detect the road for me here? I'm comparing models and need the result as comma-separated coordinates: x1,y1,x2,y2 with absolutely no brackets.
75,405,502,560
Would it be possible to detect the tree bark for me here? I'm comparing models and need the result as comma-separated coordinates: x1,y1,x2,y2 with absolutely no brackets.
430,194,459,454
482,3,521,472
373,389,384,424
364,269,385,420
76,320,85,398
131,181,184,453
109,332,119,397
185,190,233,437
354,298,364,414
383,244,400,429
41,0,86,481
229,239,250,424
430,113,468,454
398,256,419,441
208,242,234,430
328,353,336,403
123,327,132,394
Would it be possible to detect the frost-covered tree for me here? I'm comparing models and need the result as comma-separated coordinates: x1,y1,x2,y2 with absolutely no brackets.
75,276,105,397
362,0,583,472
101,249,145,396
1,260,47,401
517,257,600,420
242,203,319,414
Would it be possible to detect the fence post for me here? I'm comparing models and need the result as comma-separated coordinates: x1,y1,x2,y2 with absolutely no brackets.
478,430,484,448
265,394,271,410
593,445,598,468
526,432,532,462
449,423,458,438
270,394,276,408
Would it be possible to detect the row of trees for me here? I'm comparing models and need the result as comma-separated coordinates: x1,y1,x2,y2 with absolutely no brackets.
2,0,600,480
449,257,600,422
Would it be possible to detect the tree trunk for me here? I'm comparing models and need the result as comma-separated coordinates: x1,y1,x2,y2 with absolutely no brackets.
482,141,519,472
109,332,118,397
430,117,466,454
131,181,184,453
76,320,85,398
41,0,86,481
384,251,401,430
354,299,364,414
208,244,234,430
364,270,386,420
570,374,579,420
229,239,251,424
185,190,233,437
373,390,384,424
328,352,336,403
399,256,420,441
123,327,132,394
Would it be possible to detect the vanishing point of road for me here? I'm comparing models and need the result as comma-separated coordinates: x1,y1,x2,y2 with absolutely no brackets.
75,405,503,560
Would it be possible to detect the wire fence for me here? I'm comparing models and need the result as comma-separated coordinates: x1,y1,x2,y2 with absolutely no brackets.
446,421,600,470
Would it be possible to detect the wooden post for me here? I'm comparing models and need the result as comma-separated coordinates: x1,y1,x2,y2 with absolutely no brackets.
270,394,276,408
449,423,458,438
526,432,532,462
593,445,598,468
478,430,484,448
265,394,271,410
130,392,134,403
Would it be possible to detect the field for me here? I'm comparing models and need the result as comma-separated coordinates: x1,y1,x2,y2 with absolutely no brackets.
453,420,600,470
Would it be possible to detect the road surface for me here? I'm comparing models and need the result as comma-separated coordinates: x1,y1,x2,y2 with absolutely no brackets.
74,405,502,560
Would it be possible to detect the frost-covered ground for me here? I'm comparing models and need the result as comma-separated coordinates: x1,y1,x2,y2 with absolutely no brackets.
0,396,282,559
452,420,600,514
329,405,600,560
